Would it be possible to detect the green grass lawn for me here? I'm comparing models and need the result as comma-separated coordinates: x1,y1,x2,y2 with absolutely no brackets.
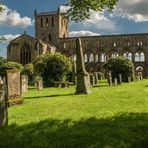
0,80,148,148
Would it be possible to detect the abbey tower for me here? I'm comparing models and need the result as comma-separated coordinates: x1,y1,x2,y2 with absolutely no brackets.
34,9,69,47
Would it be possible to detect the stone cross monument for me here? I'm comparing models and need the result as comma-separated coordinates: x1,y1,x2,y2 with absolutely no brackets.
75,38,91,94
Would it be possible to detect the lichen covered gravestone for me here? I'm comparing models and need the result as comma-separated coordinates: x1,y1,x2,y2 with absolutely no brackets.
0,83,8,128
7,70,23,106
75,38,91,94
21,75,28,93
37,80,43,90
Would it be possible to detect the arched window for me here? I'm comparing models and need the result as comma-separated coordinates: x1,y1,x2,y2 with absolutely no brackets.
100,53,106,62
52,17,54,27
123,52,132,61
42,33,46,41
95,54,98,63
48,33,52,41
89,54,94,62
73,54,76,61
21,43,31,65
135,52,140,61
41,18,43,27
84,54,88,63
46,18,48,27
140,52,145,62
111,52,119,58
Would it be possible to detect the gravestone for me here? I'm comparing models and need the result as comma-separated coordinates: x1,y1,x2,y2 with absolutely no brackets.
119,74,122,84
37,80,43,90
107,72,112,86
94,72,98,84
90,73,95,86
75,38,91,94
21,75,28,93
7,70,23,106
114,78,117,86
127,77,131,83
138,72,143,80
0,84,8,128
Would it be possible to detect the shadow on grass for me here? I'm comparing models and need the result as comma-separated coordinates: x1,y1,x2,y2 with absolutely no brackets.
24,93,75,99
0,113,148,148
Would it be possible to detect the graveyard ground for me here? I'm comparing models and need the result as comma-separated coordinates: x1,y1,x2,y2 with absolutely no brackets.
0,80,148,148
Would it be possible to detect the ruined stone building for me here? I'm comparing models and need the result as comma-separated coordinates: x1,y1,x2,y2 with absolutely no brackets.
7,9,148,77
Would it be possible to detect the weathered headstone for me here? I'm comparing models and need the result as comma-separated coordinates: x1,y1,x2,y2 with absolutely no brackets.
37,80,43,90
94,72,98,84
21,75,28,93
114,78,118,86
0,84,8,128
90,73,95,86
7,70,23,106
138,72,143,80
119,74,122,84
75,38,91,94
127,77,131,83
107,72,112,86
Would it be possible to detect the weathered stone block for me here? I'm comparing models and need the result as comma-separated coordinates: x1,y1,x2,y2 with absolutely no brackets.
21,75,28,93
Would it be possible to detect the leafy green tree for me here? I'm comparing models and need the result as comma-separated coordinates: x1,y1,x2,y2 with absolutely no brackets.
0,56,6,66
103,57,134,82
63,0,118,21
34,52,72,86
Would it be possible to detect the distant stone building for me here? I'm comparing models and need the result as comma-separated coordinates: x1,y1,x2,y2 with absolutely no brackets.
7,9,148,77
7,34,56,65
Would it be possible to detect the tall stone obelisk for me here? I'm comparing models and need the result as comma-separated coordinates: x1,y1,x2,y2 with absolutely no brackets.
75,38,91,94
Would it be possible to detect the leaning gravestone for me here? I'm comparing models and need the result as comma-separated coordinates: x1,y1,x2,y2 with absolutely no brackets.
7,70,23,106
75,38,91,94
119,74,122,84
37,80,43,90
21,75,28,93
0,84,8,128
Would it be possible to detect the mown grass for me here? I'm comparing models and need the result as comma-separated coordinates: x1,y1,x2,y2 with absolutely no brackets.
0,80,148,148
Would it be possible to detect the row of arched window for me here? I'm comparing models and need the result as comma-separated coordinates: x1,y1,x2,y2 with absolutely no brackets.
40,17,54,28
73,52,145,63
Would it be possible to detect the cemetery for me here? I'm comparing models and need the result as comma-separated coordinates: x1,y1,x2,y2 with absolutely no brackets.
0,38,148,148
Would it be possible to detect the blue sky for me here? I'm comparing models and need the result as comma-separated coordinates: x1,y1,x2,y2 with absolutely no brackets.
1,0,148,57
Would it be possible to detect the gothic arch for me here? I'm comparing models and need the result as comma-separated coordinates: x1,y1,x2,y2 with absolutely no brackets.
20,43,31,65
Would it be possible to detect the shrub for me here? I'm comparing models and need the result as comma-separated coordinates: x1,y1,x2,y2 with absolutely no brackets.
22,63,35,85
34,52,72,86
0,61,23,77
103,57,134,82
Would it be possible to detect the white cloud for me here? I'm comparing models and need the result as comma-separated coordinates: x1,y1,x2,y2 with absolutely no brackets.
113,0,148,22
0,34,20,43
60,5,71,13
69,30,100,37
0,5,34,28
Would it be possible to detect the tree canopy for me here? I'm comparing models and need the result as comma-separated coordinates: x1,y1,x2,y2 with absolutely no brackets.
64,0,118,21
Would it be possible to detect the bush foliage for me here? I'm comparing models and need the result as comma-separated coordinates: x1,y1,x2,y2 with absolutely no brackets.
34,52,72,86
103,57,134,82
0,61,23,77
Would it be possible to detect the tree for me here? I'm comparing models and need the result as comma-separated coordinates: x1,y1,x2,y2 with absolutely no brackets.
34,52,72,86
63,0,118,21
103,57,134,82
0,56,6,66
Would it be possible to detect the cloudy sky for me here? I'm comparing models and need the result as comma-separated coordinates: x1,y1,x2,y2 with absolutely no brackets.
0,0,148,57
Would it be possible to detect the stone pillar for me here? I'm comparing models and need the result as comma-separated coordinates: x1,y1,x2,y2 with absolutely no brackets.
0,84,8,128
7,70,23,106
107,72,112,86
75,38,91,94
118,74,122,84
114,78,117,86
21,75,28,93
37,80,43,90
